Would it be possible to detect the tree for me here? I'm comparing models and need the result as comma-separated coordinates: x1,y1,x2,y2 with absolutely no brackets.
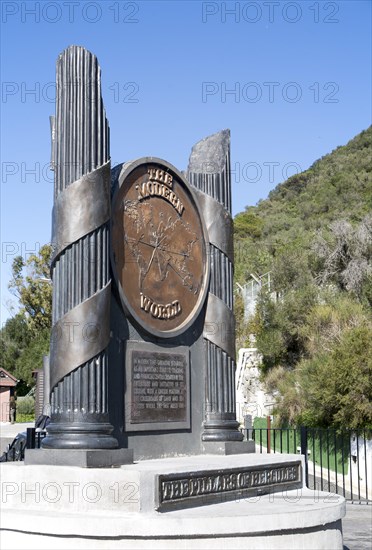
0,313,30,374
301,292,369,356
313,216,372,304
249,285,318,373
9,244,52,335
2,244,53,390
257,293,372,429
14,329,50,387
234,209,263,239
298,326,372,431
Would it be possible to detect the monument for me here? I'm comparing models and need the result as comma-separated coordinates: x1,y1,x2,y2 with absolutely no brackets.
0,46,345,549
107,149,246,458
29,45,244,460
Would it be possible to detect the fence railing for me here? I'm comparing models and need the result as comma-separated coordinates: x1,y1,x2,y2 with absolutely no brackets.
2,428,45,462
26,428,46,453
251,426,371,504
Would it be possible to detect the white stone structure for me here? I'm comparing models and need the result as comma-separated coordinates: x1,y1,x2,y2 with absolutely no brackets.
236,348,275,426
349,433,372,500
0,454,345,549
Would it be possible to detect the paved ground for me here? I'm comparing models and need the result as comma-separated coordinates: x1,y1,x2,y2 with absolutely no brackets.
1,422,370,548
0,422,34,437
342,502,372,550
308,472,371,548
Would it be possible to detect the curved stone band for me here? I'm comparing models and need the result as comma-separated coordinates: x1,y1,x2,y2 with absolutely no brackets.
50,282,111,390
192,188,233,264
204,293,236,360
51,161,111,265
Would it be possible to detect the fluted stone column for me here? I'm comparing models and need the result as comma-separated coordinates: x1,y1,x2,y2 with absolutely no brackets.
187,130,243,442
42,46,117,449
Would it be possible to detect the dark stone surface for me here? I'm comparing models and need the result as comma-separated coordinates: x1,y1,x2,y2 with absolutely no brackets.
125,342,190,431
107,294,206,461
41,420,118,450
24,448,133,468
107,157,216,460
187,130,243,443
45,45,116,450
106,132,243,457
188,129,230,174
202,441,255,455
157,459,302,510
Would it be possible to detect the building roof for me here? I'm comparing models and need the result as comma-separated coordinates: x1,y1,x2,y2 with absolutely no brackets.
0,367,18,387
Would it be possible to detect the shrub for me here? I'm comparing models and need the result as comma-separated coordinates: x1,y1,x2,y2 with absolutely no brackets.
16,396,35,416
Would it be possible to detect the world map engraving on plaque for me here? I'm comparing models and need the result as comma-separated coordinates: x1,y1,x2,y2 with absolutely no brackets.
125,201,199,307
112,160,209,337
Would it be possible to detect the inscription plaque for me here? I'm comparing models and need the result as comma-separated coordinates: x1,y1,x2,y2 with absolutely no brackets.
157,461,302,509
111,158,210,338
125,341,190,431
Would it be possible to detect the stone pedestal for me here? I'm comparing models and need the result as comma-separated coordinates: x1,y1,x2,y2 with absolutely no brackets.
25,448,133,468
0,454,345,549
202,441,255,455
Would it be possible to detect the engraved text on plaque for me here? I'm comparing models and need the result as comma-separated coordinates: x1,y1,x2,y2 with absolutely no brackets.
125,342,190,431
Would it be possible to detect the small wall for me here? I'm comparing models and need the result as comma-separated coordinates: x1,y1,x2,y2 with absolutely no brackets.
349,434,372,500
33,369,44,418
236,348,275,425
0,387,10,423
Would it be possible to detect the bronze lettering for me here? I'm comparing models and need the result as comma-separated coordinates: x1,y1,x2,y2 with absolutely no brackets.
130,349,188,424
140,293,182,320
136,181,184,215
159,463,301,506
181,480,189,497
140,293,151,313
162,482,172,501
148,167,173,188
252,472,260,485
190,479,198,496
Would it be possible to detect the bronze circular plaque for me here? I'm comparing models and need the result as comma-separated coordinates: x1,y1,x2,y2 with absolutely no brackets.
111,158,209,338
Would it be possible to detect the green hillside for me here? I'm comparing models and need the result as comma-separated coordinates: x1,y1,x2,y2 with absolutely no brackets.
234,127,372,430
234,126,372,284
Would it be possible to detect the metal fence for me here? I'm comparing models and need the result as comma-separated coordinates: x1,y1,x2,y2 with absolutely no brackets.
251,427,371,504
26,428,46,453
2,428,45,462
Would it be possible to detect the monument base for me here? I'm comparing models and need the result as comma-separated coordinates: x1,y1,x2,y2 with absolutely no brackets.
25,448,133,468
202,441,255,455
0,454,345,549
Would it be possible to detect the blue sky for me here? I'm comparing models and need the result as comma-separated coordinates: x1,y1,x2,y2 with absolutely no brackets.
1,0,371,323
